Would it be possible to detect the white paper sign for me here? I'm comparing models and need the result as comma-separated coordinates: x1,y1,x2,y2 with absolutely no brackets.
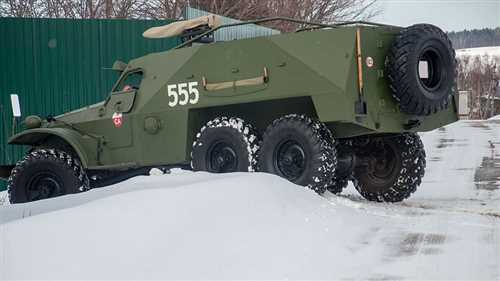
10,94,21,117
419,61,429,79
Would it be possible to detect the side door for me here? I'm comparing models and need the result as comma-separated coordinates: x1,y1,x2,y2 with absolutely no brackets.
99,70,142,150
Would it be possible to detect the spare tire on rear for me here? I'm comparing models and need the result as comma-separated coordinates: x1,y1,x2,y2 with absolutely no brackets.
387,24,456,116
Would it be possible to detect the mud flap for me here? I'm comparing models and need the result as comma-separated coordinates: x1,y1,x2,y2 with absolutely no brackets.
0,165,14,180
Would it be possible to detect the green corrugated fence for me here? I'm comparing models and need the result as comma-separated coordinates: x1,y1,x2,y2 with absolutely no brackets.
0,17,179,191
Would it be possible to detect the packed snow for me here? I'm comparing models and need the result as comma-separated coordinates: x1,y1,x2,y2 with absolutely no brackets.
0,119,500,280
0,191,7,206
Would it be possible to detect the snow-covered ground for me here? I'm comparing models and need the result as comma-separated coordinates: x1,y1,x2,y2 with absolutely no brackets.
456,46,500,58
0,119,499,280
456,46,500,71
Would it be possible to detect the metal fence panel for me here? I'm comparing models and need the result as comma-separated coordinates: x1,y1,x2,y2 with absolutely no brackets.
0,17,179,191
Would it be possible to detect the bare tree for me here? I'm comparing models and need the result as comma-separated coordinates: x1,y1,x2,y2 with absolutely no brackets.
139,0,381,31
457,54,500,119
138,0,184,19
1,0,380,30
186,0,264,19
248,0,381,31
112,0,142,18
41,0,77,17
0,0,44,17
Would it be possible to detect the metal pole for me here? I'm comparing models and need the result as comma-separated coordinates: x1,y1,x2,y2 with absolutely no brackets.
11,117,16,137
0,104,12,163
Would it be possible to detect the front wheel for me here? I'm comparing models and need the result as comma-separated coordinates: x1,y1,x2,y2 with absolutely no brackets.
191,117,260,173
352,134,426,202
8,149,90,204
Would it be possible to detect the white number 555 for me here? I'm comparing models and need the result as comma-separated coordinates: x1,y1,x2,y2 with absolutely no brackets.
168,81,199,107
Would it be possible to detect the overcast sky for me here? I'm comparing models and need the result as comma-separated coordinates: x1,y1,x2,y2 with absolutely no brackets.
373,0,500,31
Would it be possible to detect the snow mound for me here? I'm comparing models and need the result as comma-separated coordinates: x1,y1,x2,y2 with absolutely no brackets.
1,120,500,280
0,191,7,206
0,173,379,280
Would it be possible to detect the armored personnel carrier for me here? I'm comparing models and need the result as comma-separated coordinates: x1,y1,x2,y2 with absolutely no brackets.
0,16,458,203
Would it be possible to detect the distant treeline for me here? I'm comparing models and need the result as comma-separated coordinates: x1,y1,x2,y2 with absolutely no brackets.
448,27,500,49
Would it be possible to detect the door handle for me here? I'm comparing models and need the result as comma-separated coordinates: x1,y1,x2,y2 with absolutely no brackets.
202,67,269,91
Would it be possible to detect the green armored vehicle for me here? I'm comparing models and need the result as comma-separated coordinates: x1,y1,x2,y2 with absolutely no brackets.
0,16,458,204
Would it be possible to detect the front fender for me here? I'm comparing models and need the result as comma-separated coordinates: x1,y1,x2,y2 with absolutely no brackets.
8,128,94,168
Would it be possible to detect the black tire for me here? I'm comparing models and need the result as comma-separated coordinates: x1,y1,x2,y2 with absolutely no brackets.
319,127,349,194
258,115,337,194
352,133,426,202
191,117,259,173
387,24,456,116
8,149,90,204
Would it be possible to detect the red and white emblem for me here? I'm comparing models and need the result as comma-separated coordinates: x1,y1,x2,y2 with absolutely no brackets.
112,112,123,128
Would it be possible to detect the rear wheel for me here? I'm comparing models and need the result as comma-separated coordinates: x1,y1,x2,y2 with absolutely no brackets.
8,149,89,204
352,134,426,202
191,117,260,173
258,115,336,194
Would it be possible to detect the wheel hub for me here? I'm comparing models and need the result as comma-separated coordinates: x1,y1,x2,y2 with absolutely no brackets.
208,142,238,173
275,140,306,181
27,172,63,201
364,141,399,185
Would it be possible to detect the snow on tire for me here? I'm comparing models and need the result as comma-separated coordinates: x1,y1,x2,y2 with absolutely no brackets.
191,117,260,173
327,176,349,195
319,128,349,195
8,148,90,204
258,114,337,194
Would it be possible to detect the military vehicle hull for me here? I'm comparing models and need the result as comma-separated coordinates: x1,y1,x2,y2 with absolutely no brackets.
2,18,458,203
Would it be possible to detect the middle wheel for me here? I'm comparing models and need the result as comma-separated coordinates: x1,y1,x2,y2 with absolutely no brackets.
191,117,260,173
258,115,337,194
